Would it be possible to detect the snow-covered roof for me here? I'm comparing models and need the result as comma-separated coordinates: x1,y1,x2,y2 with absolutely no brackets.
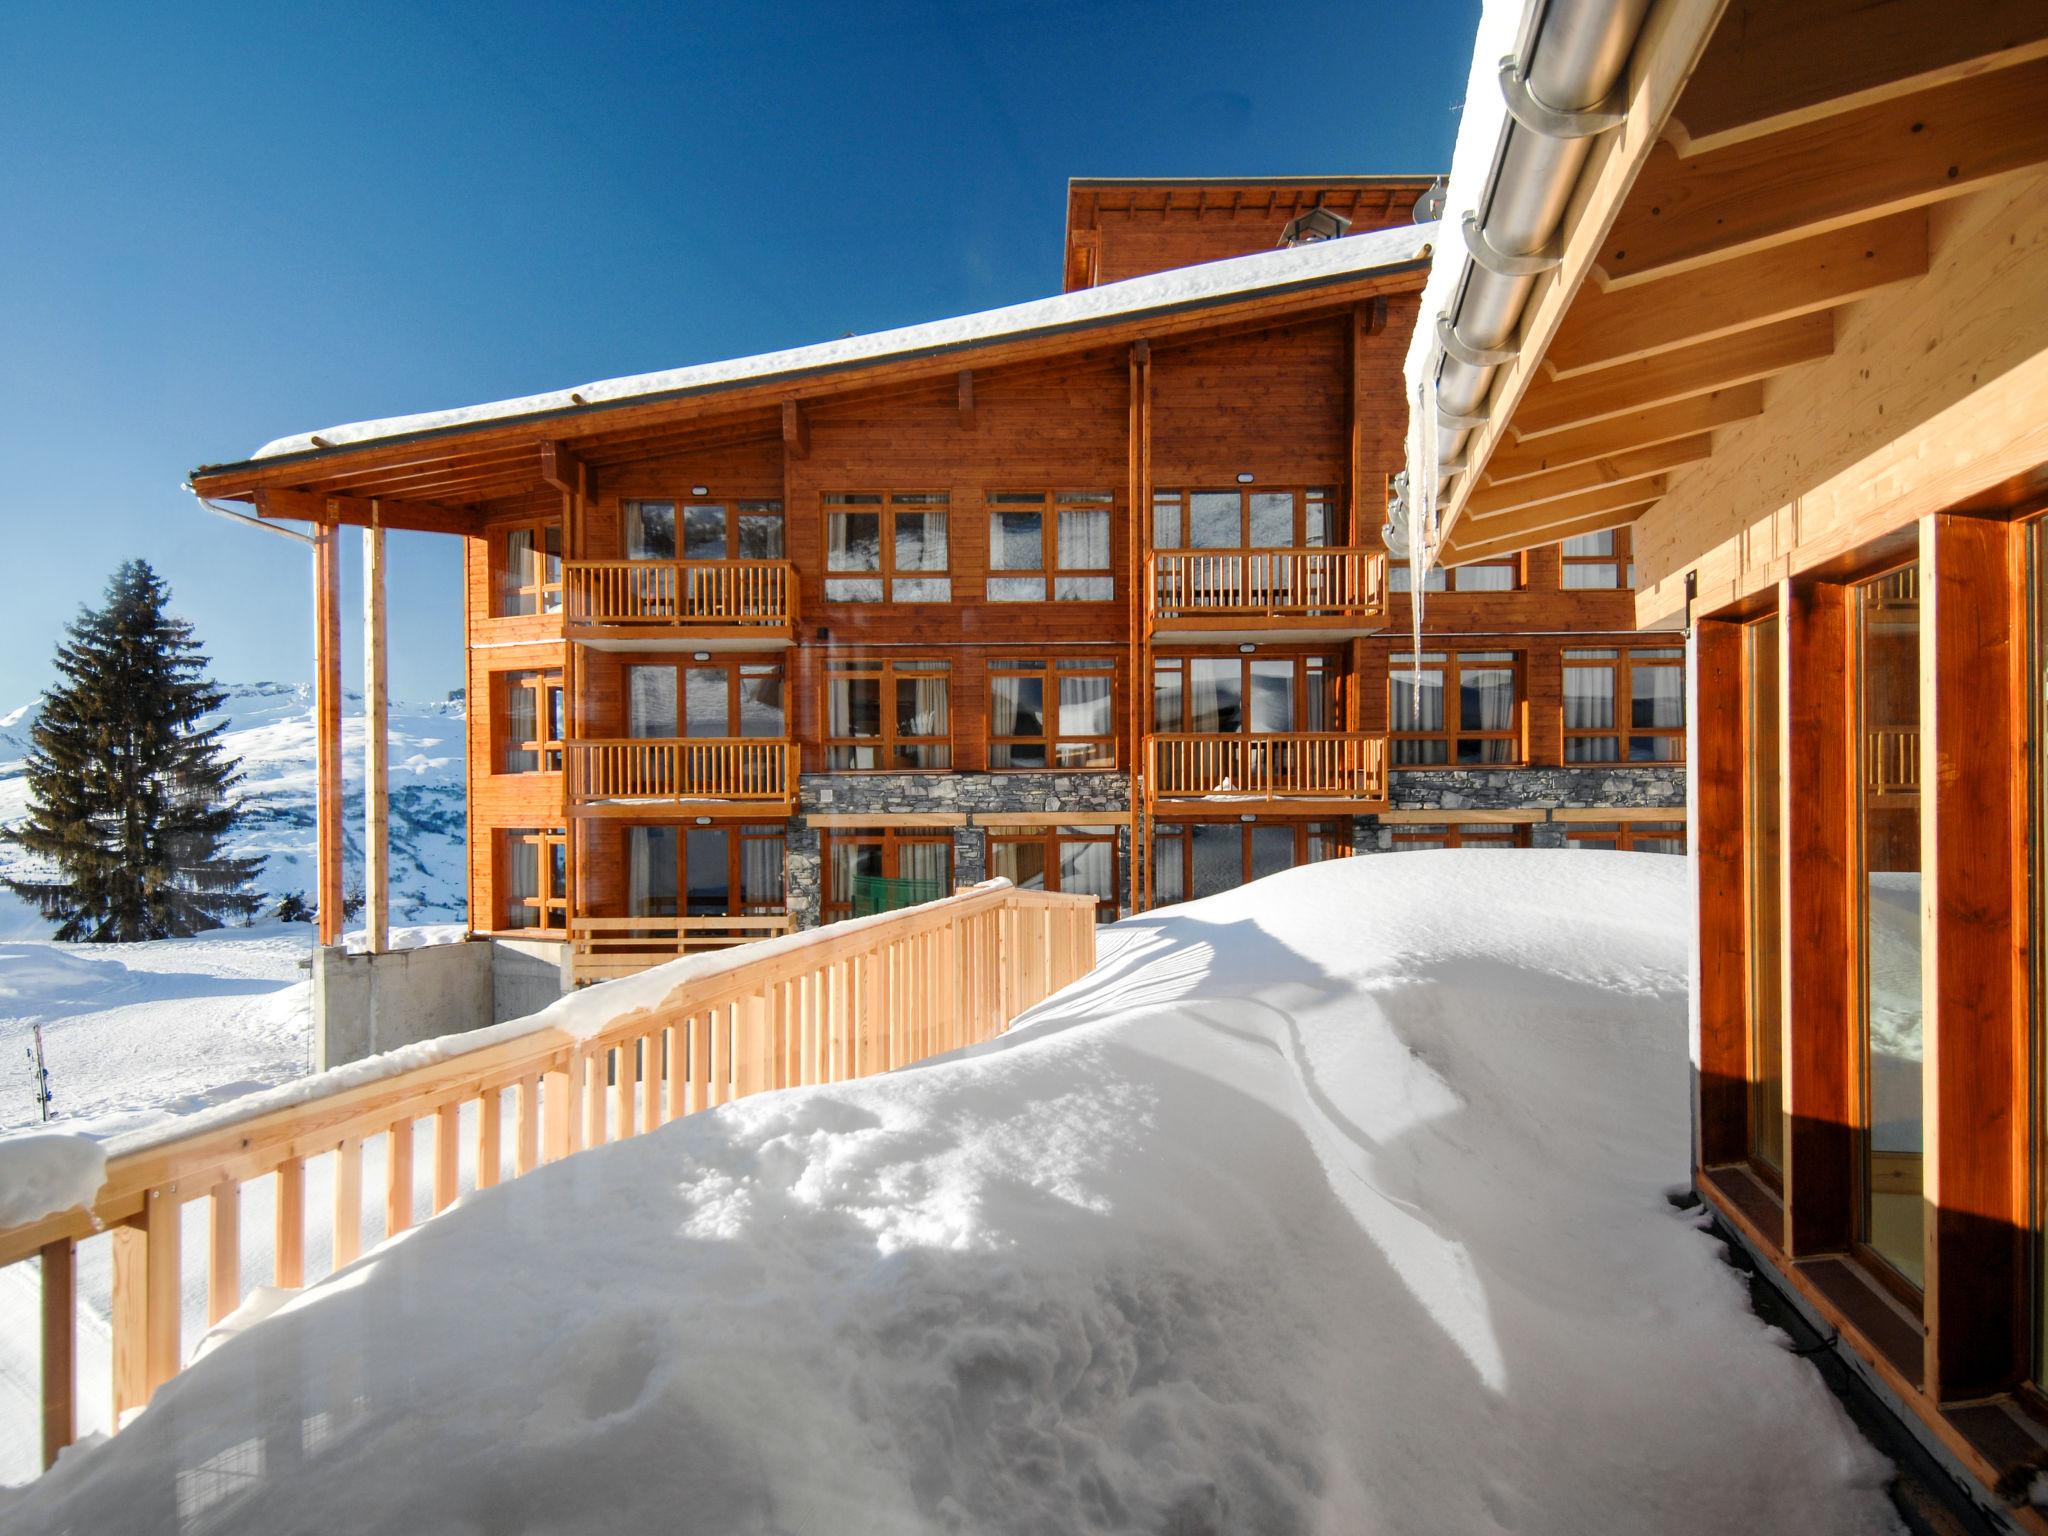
244,221,1436,464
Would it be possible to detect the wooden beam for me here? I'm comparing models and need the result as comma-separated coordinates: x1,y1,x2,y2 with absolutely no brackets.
1921,512,2027,1401
1666,0,2048,158
1457,477,1667,544
1445,502,1660,563
363,520,390,954
1548,210,1928,378
1511,312,1832,440
1780,580,1855,1260
39,1240,73,1469
1376,808,1547,825
254,485,479,536
804,813,964,828
956,370,974,430
1466,435,1709,519
1601,54,2048,288
538,440,587,497
1483,385,1765,483
1349,298,1388,539
1694,619,1749,1168
312,523,344,947
781,399,808,459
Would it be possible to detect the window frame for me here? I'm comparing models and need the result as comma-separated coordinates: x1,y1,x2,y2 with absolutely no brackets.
985,824,1122,922
986,491,1117,602
1557,526,1635,591
824,491,952,604
625,821,787,918
622,657,786,740
1561,820,1688,853
987,656,1118,770
1151,487,1335,551
495,520,563,616
822,656,954,771
1149,819,1348,907
622,497,785,562
820,827,956,921
1388,650,1526,766
498,826,567,932
1151,652,1337,734
496,669,564,774
1388,552,1524,593
1389,822,1532,850
1561,646,1687,763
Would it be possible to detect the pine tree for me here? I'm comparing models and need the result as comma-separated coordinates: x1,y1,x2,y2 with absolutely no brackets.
4,561,263,940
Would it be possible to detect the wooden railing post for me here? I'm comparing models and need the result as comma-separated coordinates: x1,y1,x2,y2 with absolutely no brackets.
207,1181,240,1328
274,1156,305,1288
40,1239,73,1469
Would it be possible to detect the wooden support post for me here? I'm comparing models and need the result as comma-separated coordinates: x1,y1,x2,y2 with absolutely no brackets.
207,1181,241,1328
273,1156,305,1287
433,1103,460,1211
478,1087,503,1188
1349,296,1388,539
517,1076,542,1174
1781,580,1855,1259
781,399,809,458
332,1137,363,1269
1694,619,1750,1168
144,1188,180,1397
110,1222,147,1422
385,1119,414,1236
312,522,344,946
40,1239,74,1469
542,1063,573,1162
1921,512,2027,1401
363,512,390,953
1127,340,1152,912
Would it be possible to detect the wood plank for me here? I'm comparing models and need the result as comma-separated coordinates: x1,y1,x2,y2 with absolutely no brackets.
1547,211,1928,378
254,485,479,536
1601,54,2048,288
781,400,808,458
1920,513,2027,1400
1512,314,1833,440
332,1137,363,1269
313,523,344,946
515,1076,541,1174
363,523,390,953
273,1156,305,1287
1666,0,2048,158
384,1119,413,1236
109,1222,147,1421
1466,437,1708,519
1446,499,1662,562
804,813,966,828
1780,581,1855,1259
477,1086,503,1187
433,1104,460,1211
40,1240,73,1468
1483,385,1765,484
143,1189,180,1397
206,1182,240,1328
1374,809,1549,825
1694,620,1749,1166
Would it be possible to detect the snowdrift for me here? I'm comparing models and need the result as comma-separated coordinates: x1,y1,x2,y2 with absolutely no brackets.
1,852,1900,1535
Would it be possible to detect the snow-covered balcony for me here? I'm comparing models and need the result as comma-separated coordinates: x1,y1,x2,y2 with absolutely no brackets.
1145,547,1386,643
1145,730,1389,814
563,559,798,651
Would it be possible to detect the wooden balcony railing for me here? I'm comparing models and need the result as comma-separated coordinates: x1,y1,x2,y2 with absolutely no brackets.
1146,732,1388,805
564,559,798,631
3,881,1097,1472
1861,727,1920,798
1147,548,1385,626
569,738,798,804
571,914,794,983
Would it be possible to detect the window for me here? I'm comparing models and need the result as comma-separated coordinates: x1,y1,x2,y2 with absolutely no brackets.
1562,820,1687,853
821,828,954,921
628,823,785,917
1562,647,1686,762
1388,554,1521,593
1389,651,1521,765
1152,487,1333,550
989,657,1116,769
987,492,1115,601
1558,528,1634,590
496,522,563,616
500,828,566,931
1390,822,1530,850
625,499,784,561
498,671,564,773
986,825,1120,922
1745,616,1784,1178
1152,654,1335,733
1150,820,1346,906
824,658,951,769
825,492,950,602
625,660,784,739
1855,563,1923,1292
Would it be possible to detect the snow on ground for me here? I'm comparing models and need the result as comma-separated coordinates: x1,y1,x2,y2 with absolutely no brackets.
0,851,1901,1534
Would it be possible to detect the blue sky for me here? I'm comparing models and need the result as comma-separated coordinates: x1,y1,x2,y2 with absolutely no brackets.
0,1,1474,706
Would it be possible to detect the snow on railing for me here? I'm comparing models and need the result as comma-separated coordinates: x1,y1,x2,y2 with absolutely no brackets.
0,880,1097,1474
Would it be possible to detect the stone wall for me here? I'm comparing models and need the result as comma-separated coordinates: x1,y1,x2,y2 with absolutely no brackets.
788,772,1133,927
1354,765,1686,852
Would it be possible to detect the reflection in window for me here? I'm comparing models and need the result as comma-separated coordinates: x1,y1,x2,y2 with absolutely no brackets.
1856,564,1923,1290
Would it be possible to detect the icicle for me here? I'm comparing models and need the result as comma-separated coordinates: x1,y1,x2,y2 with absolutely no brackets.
1405,375,1442,687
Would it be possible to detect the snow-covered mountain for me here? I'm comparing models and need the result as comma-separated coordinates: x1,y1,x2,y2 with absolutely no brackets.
0,682,467,935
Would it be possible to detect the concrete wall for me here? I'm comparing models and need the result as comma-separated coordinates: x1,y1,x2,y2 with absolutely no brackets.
314,937,574,1068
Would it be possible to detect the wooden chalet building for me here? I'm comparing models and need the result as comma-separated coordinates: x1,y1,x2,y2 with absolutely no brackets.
1396,0,2048,1523
188,172,1683,987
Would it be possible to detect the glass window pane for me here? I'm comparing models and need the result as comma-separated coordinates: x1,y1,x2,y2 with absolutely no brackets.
739,668,784,737
1249,825,1293,881
1190,492,1240,548
1057,509,1111,570
1391,665,1445,733
1631,665,1686,729
629,826,678,917
737,511,784,559
1190,824,1240,898
1187,659,1243,734
501,528,536,615
828,512,881,571
1060,839,1113,905
990,511,1043,571
682,505,728,560
740,835,784,909
1562,563,1619,590
898,839,952,889
685,828,730,915
626,503,675,561
826,578,884,603
1153,495,1182,550
1452,563,1514,592
830,677,881,738
627,666,677,738
1563,664,1617,730
503,677,537,772
891,578,951,603
1153,664,1183,733
1248,660,1295,734
896,673,949,738
895,511,948,572
1058,674,1112,738
1248,493,1293,548
1565,736,1620,763
1459,665,1515,733
1054,577,1114,602
990,576,1046,601
685,668,730,737
993,840,1048,891
1560,531,1614,557
991,675,1045,738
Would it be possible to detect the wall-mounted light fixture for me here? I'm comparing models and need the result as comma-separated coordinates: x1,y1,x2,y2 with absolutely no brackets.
693,652,712,662
1239,813,1257,823
691,485,709,497
1235,472,1255,484
1237,643,1256,654
695,816,712,826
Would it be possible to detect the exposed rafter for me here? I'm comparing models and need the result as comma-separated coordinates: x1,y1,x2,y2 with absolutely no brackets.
1482,386,1766,484
252,487,480,537
1466,436,1709,520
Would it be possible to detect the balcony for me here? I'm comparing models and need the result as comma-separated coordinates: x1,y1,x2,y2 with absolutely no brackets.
564,559,798,650
1146,548,1386,642
569,738,799,817
1145,732,1388,814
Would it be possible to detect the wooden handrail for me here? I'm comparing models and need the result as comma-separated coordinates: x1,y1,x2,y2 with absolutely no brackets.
564,559,799,628
569,738,798,802
1146,731,1388,802
4,882,1096,1469
1146,547,1386,621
